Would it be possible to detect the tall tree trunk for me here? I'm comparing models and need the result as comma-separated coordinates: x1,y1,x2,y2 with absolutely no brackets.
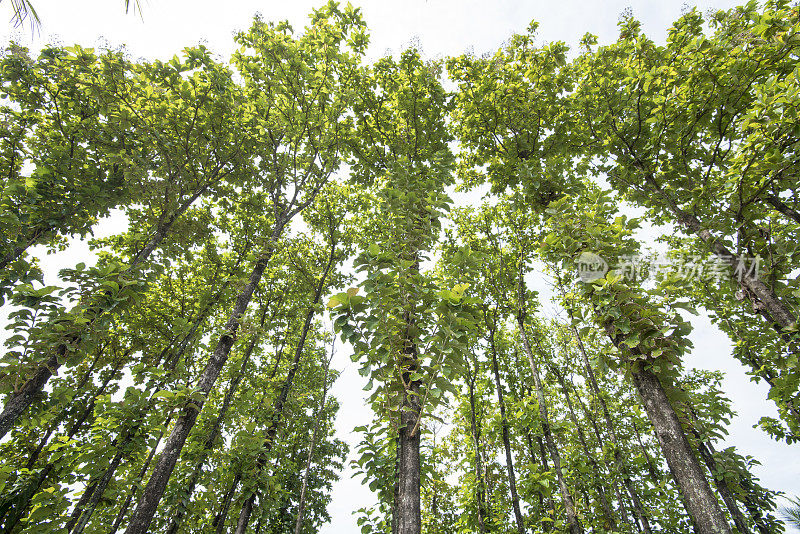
108,425,168,534
629,367,733,534
516,319,583,534
0,183,211,440
69,416,172,534
466,356,490,534
294,344,335,534
569,323,652,534
0,360,123,532
631,418,661,487
123,224,281,534
486,320,525,534
549,363,616,529
213,473,241,534
164,304,270,534
690,430,750,534
67,294,219,534
765,194,800,225
233,235,337,534
569,372,638,532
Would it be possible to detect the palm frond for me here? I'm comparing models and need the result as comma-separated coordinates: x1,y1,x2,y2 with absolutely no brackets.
124,0,144,18
5,0,41,33
782,496,800,528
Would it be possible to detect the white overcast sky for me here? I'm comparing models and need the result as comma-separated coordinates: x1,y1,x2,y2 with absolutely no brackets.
2,0,799,532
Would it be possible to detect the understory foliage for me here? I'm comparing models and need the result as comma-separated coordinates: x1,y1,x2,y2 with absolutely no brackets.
0,1,798,533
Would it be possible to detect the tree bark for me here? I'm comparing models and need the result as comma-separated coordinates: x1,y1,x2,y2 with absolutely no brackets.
486,320,526,534
549,362,616,530
294,344,335,534
516,319,583,534
765,194,800,225
233,234,337,534
630,367,733,534
164,302,273,534
466,356,490,534
691,431,750,534
642,173,796,331
123,233,278,534
570,323,652,534
213,473,241,534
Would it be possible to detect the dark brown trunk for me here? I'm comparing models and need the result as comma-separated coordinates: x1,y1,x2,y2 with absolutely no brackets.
123,234,278,534
486,321,525,534
630,367,732,534
397,371,421,534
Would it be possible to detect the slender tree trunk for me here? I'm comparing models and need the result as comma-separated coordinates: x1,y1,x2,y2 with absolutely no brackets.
630,367,733,534
68,298,216,533
108,426,168,534
233,237,337,534
569,373,638,532
516,319,583,534
570,323,652,534
536,435,557,530
164,304,269,534
466,357,490,534
213,473,241,534
123,226,281,534
486,321,525,534
0,360,123,532
0,183,210,440
765,194,800,225
631,418,661,487
550,363,616,529
294,344,335,534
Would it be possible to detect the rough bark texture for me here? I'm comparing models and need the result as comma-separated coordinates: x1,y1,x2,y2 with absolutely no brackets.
630,367,733,534
123,243,274,534
165,304,268,534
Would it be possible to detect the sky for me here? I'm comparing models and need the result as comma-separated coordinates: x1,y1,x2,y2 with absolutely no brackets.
2,0,799,532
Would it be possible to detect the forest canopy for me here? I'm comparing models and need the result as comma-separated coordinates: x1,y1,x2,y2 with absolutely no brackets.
0,1,799,533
